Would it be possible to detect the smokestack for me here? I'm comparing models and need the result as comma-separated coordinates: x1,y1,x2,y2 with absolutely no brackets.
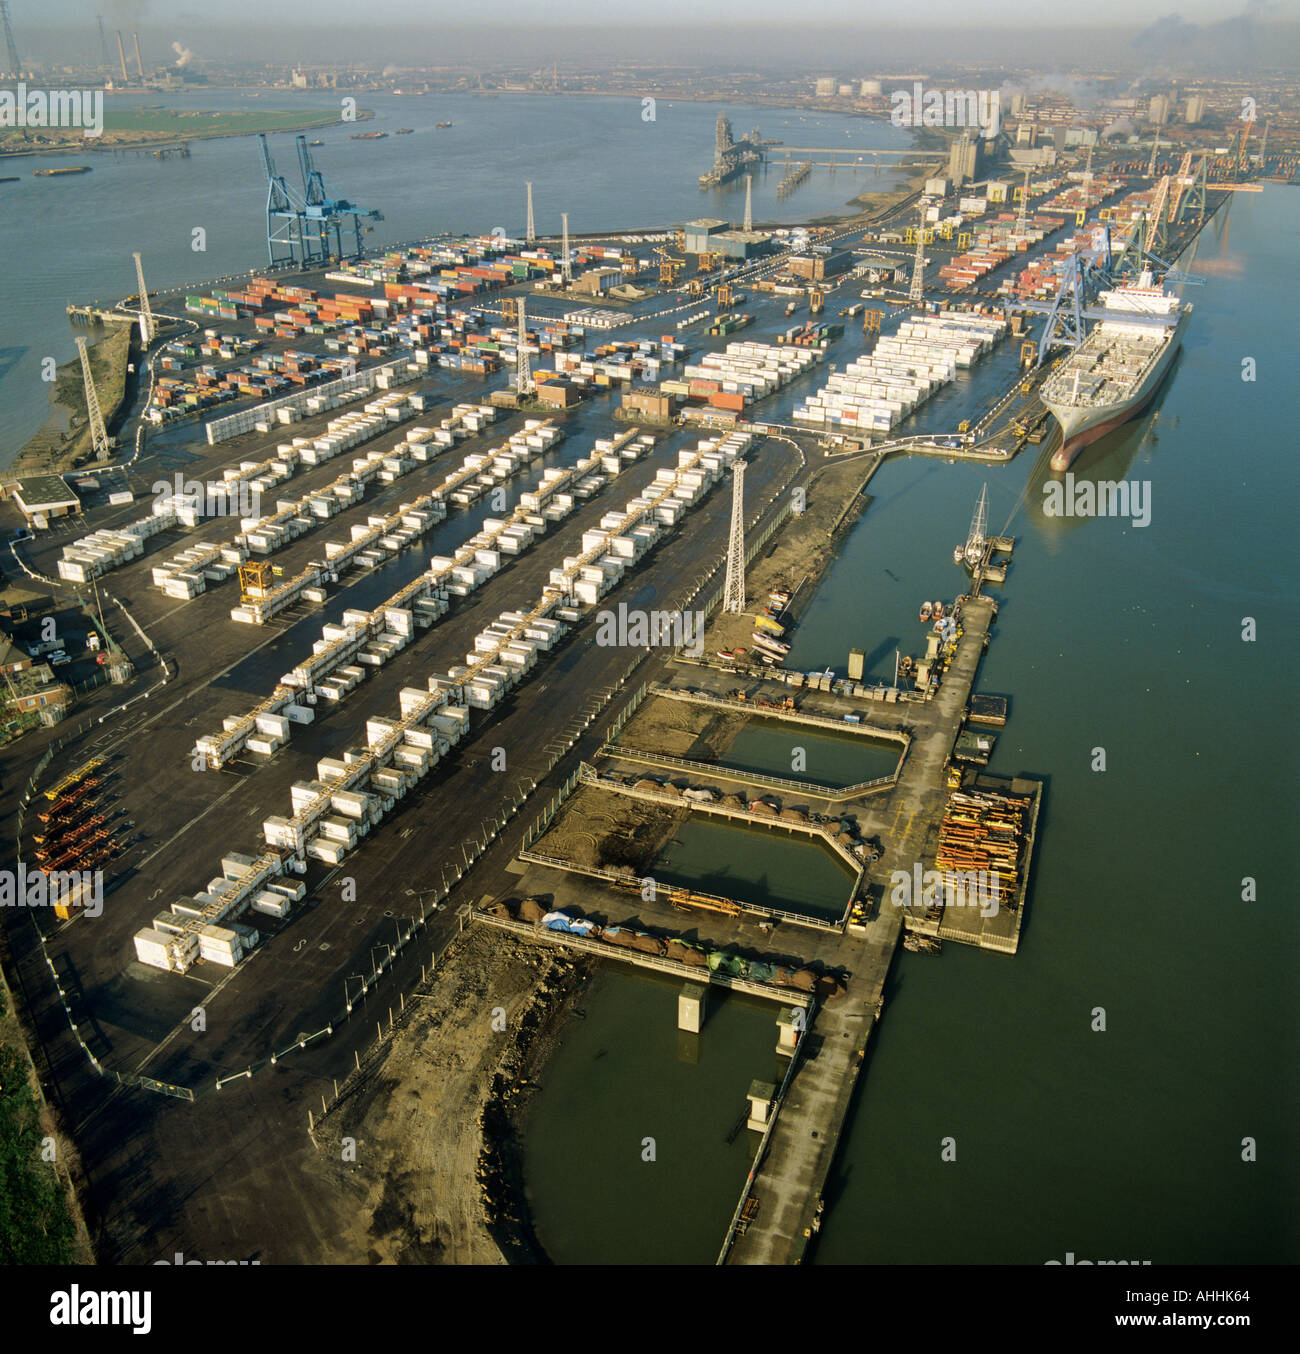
133,32,144,81
116,29,128,83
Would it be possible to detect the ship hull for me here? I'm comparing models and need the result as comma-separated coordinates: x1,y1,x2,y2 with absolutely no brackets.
1046,314,1186,472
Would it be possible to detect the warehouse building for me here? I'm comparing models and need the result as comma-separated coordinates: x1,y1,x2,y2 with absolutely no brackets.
4,476,82,530
683,218,729,254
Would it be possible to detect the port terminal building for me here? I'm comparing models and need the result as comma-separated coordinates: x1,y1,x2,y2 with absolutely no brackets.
683,218,771,261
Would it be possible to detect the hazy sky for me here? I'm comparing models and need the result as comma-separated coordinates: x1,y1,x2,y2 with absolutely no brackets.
29,0,1281,21
16,1,1300,71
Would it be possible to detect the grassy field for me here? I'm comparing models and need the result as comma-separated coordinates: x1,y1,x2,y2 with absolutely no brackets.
97,108,342,135
0,106,356,153
0,985,81,1264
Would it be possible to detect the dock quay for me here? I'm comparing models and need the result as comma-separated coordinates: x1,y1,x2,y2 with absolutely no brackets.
66,304,135,326
476,910,820,1009
720,906,901,1264
493,568,1039,1262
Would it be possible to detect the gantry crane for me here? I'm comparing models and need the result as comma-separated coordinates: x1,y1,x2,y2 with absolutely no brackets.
259,133,308,266
654,247,684,286
295,134,384,262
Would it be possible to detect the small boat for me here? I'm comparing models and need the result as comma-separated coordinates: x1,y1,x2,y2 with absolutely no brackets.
436,121,453,129
933,601,945,620
309,139,324,146
394,128,414,135
919,601,932,621
769,589,791,606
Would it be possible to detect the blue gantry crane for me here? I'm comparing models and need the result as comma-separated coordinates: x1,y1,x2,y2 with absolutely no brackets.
259,133,308,267
294,134,384,263
258,133,384,267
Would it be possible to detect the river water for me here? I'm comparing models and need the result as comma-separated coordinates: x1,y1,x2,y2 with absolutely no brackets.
0,89,909,464
522,186,1299,1265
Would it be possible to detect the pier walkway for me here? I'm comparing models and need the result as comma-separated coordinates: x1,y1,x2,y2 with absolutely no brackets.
717,595,997,1264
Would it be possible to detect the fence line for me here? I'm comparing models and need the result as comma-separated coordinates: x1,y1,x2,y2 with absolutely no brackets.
596,742,899,801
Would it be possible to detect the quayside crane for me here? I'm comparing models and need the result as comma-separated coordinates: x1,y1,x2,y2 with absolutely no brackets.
259,133,308,267
295,134,384,263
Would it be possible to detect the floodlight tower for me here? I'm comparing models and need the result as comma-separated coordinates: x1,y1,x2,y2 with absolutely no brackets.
133,252,155,345
514,296,533,397
525,182,536,244
723,461,746,614
76,336,110,461
908,205,926,304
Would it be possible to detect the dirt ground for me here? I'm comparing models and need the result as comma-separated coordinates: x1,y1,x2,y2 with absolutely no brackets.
704,454,879,659
535,782,684,874
297,927,590,1265
615,698,747,763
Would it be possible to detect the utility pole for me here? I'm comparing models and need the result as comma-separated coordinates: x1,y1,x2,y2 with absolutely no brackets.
723,460,746,614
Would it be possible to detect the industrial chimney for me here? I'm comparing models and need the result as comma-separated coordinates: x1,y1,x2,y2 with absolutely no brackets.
133,32,144,81
115,29,128,83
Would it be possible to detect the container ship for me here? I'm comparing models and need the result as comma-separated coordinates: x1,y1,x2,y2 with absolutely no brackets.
1041,270,1189,471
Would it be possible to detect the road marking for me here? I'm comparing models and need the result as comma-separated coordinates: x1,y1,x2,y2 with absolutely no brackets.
129,778,247,876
